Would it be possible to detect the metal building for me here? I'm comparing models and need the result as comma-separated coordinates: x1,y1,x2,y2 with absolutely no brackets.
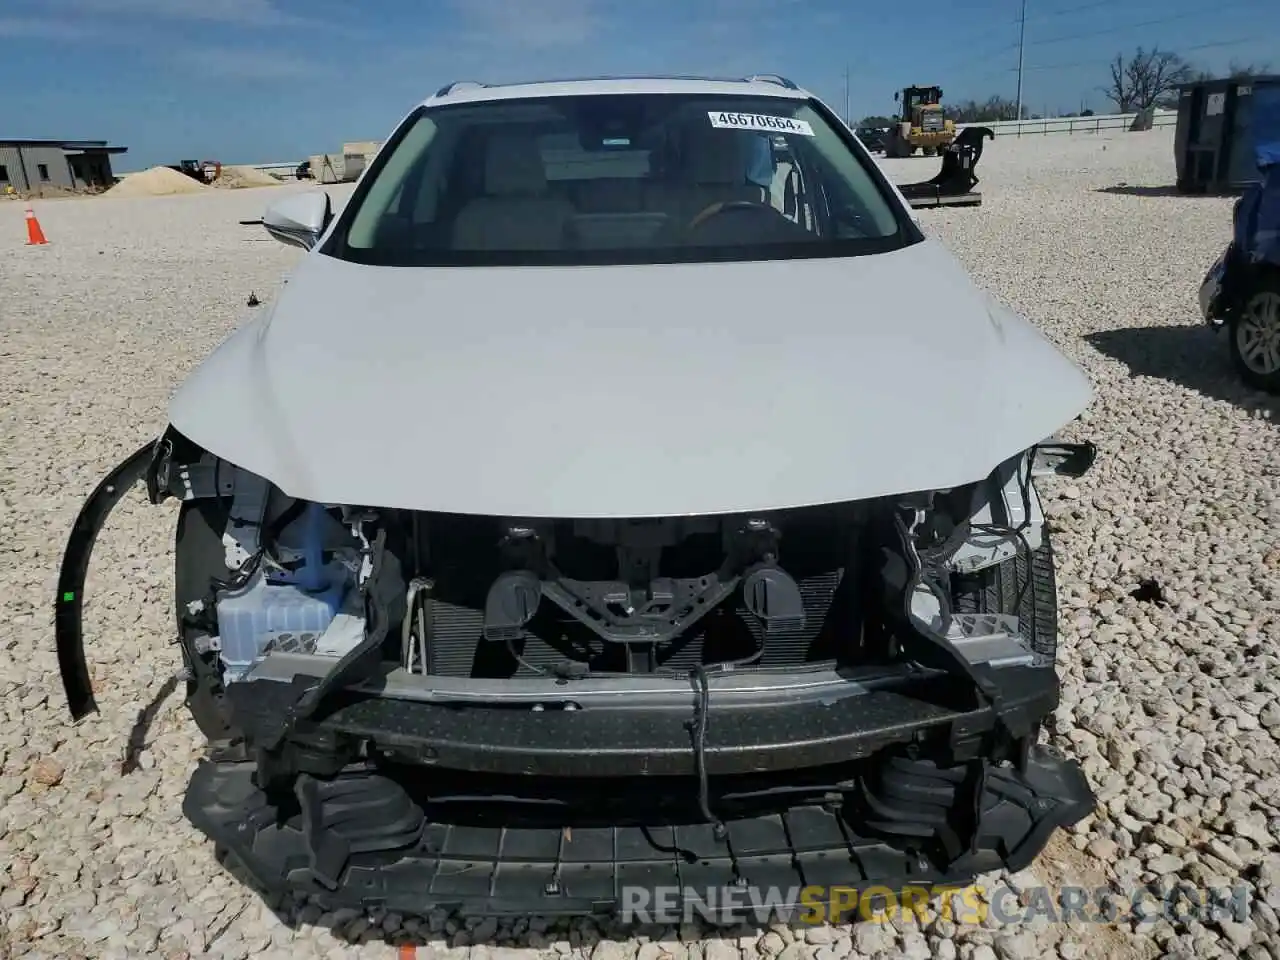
0,138,129,196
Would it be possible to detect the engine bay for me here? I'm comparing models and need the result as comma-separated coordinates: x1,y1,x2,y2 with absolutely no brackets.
51,426,1096,866
152,433,1081,695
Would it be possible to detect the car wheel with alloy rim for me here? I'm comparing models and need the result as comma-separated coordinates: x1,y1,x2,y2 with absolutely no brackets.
1229,275,1280,394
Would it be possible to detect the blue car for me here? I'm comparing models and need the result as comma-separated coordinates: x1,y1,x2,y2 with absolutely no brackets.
1199,93,1280,392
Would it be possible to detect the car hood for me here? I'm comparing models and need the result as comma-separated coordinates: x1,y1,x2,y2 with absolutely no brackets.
168,239,1092,518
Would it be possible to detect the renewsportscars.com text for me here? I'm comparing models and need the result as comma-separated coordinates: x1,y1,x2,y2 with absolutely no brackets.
620,882,1253,927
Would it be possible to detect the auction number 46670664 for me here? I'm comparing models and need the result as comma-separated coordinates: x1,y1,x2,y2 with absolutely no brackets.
707,111,815,136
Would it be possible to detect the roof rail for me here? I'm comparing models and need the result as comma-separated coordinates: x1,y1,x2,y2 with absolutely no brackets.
434,80,487,97
744,74,799,90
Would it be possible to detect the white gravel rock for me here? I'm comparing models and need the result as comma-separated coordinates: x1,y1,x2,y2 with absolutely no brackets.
2,127,1277,959
851,921,895,955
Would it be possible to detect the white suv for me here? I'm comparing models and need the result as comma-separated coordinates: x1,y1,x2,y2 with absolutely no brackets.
59,75,1099,921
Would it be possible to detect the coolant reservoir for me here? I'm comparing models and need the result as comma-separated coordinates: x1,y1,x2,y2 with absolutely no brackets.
216,574,346,681
216,502,348,682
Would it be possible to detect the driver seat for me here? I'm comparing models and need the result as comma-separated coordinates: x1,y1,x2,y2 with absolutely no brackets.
651,125,766,224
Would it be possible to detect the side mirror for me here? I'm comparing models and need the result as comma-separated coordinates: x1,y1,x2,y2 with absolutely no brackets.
263,191,332,251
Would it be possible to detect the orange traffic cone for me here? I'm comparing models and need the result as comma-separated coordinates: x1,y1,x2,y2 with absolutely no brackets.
25,207,48,245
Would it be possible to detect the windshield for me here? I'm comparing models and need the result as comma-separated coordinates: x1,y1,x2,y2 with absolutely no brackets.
324,93,918,267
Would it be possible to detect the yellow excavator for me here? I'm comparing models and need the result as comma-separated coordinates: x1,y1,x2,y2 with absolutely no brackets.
884,85,957,158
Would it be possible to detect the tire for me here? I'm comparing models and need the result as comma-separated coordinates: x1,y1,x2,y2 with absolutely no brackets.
952,530,1058,664
1228,272,1280,394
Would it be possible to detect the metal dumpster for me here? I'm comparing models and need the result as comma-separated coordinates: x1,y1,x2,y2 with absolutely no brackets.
1175,75,1280,193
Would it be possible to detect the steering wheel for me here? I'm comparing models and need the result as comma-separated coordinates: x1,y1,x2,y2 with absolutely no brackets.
685,199,778,233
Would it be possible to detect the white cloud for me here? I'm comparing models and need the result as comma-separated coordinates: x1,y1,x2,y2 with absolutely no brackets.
182,45,315,79
0,17,109,40
54,0,309,26
452,0,603,48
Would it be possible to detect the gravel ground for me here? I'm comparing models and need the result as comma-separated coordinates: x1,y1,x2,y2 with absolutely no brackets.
2,126,1278,960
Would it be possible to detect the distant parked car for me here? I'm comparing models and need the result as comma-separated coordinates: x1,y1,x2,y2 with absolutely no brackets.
295,159,313,180
855,125,889,154
1198,128,1280,392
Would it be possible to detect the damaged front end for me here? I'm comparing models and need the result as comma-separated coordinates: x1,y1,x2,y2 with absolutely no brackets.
58,426,1099,919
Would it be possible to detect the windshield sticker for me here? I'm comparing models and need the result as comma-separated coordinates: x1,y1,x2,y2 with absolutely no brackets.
707,111,814,136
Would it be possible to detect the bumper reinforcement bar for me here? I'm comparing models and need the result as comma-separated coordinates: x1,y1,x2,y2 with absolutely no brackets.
225,665,1060,778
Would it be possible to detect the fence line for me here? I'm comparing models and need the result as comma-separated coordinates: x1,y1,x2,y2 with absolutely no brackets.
957,110,1177,137
252,108,1180,175
252,161,303,173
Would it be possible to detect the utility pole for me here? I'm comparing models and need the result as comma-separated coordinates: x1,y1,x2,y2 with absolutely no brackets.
1015,0,1027,120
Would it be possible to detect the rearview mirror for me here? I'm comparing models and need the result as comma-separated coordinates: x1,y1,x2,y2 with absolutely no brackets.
263,191,332,251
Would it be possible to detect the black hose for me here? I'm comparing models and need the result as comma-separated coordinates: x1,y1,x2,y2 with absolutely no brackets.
208,547,264,594
894,508,955,637
686,664,727,840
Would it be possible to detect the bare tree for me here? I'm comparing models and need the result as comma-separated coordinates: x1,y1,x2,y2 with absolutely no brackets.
944,95,1024,123
1192,60,1273,82
1103,47,1193,112
1231,59,1272,77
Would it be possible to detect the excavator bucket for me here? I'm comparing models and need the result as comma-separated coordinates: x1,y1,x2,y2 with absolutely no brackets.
896,126,994,209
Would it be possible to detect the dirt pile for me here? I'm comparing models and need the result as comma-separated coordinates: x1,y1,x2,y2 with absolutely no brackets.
106,166,208,198
211,165,281,189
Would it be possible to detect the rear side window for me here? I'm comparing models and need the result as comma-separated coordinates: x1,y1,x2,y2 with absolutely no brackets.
326,92,916,267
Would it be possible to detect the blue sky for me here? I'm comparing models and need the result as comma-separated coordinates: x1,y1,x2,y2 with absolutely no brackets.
1,0,1276,170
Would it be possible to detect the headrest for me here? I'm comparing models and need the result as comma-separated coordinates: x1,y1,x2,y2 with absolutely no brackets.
484,133,548,196
683,125,749,186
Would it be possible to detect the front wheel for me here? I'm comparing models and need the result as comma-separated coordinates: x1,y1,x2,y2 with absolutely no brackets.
1228,274,1280,393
